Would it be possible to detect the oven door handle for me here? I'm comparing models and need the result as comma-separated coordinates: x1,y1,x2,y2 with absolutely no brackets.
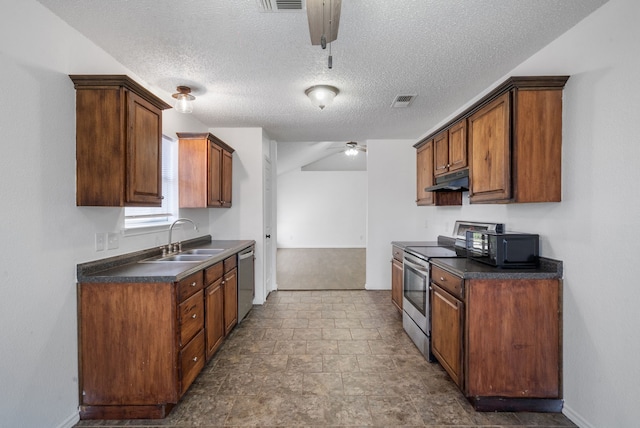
403,258,428,274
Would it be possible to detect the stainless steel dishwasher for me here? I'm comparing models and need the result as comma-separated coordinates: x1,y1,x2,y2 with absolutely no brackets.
237,245,255,322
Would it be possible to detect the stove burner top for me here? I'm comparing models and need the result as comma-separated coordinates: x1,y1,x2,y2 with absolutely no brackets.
405,245,464,260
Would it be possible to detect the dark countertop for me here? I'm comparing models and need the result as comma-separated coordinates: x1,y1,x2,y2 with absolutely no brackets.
77,235,255,283
429,256,563,280
391,237,454,248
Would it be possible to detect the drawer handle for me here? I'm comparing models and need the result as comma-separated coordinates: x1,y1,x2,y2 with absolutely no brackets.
191,282,196,287
191,314,197,319
440,277,446,281
193,356,198,362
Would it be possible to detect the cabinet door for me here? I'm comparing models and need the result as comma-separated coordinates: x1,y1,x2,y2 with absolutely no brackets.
126,91,163,206
430,284,464,388
433,130,450,177
179,137,208,208
221,149,233,207
205,280,225,360
448,120,467,172
466,279,560,397
416,141,435,206
207,142,223,207
391,258,403,311
223,268,238,335
468,92,511,203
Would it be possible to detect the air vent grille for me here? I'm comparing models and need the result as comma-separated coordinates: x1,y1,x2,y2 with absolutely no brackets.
257,0,304,12
391,94,417,108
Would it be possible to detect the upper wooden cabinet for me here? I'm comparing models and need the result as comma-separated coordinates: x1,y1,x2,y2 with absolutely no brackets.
416,140,462,206
434,120,467,177
70,75,171,206
468,77,567,203
414,76,568,205
177,132,235,208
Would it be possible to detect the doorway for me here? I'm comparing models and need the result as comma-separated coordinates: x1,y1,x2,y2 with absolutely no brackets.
276,248,365,290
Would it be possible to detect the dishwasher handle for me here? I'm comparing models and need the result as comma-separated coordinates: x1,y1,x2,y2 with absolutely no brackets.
238,249,254,260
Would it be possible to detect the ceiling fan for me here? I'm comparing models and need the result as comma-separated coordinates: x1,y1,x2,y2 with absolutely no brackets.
326,141,367,156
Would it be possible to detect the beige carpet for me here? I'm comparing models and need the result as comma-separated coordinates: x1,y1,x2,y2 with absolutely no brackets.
276,248,365,290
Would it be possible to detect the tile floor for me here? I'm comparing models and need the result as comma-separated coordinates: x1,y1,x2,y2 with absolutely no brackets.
75,290,577,427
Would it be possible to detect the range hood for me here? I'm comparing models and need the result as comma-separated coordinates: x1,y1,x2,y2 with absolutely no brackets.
425,168,469,192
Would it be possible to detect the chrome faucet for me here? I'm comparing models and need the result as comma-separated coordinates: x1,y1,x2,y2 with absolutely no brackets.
167,218,198,253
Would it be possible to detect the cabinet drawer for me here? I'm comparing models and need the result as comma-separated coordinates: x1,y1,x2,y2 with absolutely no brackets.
392,245,403,262
205,261,224,285
179,290,204,347
179,330,205,396
431,266,463,299
223,255,237,272
177,271,204,302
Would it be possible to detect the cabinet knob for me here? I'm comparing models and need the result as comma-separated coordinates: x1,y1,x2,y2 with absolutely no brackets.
440,277,445,281
191,314,197,319
191,282,196,287
193,356,198,362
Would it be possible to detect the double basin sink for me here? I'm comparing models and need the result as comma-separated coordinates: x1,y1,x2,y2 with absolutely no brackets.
140,248,225,263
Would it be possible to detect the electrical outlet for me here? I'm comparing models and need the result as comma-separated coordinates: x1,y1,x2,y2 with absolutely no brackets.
95,233,105,251
107,232,119,250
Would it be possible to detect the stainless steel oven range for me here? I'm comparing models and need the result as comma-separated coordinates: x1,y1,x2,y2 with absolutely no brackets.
402,221,503,361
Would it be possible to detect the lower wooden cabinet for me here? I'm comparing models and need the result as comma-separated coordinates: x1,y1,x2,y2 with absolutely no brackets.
203,258,237,360
179,330,205,396
205,277,225,360
224,268,238,335
429,264,562,412
391,246,403,311
78,271,205,419
430,284,463,388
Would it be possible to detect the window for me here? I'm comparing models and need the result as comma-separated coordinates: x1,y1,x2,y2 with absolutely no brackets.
124,135,178,229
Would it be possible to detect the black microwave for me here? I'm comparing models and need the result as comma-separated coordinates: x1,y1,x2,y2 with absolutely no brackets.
465,231,539,268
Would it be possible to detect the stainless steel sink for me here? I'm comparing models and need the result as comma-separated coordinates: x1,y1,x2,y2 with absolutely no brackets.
182,248,225,255
141,254,213,263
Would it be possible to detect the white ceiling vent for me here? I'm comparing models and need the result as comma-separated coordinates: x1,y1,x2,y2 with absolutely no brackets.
391,94,417,108
257,0,305,12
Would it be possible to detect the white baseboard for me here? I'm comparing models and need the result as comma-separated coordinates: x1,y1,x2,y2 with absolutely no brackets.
56,411,79,428
563,403,594,428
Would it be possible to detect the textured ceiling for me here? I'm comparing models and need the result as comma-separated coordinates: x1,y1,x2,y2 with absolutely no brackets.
38,0,607,147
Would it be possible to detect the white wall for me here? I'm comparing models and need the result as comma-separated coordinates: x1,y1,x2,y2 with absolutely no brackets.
0,2,210,427
277,170,367,248
207,127,268,304
365,0,640,426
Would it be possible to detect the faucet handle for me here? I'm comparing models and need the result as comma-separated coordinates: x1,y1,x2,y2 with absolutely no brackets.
178,241,183,252
160,246,167,257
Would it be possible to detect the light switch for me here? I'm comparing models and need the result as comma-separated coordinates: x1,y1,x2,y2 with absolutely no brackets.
95,233,105,251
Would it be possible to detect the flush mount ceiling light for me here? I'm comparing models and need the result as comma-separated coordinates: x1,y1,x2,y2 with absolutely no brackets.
305,85,339,110
172,86,195,113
